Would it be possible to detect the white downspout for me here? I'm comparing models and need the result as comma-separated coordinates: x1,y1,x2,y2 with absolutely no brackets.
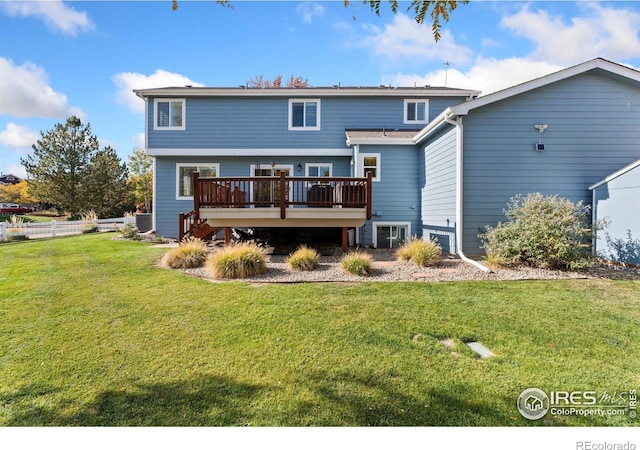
444,114,492,273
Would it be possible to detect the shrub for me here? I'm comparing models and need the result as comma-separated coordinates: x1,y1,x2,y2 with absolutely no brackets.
206,242,267,279
479,193,596,270
160,237,209,269
287,245,319,271
341,251,373,276
396,238,442,267
120,223,140,240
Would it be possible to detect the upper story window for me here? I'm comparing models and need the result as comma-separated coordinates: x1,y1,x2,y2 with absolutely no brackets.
155,99,185,130
404,99,429,124
289,99,320,130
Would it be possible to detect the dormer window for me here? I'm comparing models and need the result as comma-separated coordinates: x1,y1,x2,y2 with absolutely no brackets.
404,99,429,124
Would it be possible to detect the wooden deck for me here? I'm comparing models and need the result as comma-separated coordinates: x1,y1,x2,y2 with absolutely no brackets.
180,172,372,250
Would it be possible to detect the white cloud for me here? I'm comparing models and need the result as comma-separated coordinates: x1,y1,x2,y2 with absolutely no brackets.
501,3,640,65
0,58,85,119
296,2,324,24
382,57,564,96
134,132,146,149
112,70,204,114
2,163,27,179
0,0,94,36
356,14,473,67
0,123,38,150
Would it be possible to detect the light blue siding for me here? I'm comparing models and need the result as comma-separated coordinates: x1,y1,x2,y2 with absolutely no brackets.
357,144,422,247
592,163,640,265
146,95,469,150
461,71,640,255
154,155,351,238
421,126,457,253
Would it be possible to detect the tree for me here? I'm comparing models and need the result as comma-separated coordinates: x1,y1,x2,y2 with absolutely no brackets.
171,0,466,41
247,74,309,88
127,147,153,213
21,116,131,217
0,180,35,205
86,146,131,218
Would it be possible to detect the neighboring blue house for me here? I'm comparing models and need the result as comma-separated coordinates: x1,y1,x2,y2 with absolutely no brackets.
590,159,640,266
135,58,640,263
416,58,640,261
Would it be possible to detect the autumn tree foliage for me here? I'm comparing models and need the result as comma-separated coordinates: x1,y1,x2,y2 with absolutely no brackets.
0,180,35,205
247,75,309,88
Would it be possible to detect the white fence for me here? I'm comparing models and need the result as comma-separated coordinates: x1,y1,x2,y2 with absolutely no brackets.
0,216,136,242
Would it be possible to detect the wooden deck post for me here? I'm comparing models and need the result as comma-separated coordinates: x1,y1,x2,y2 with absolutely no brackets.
366,171,373,220
225,227,231,245
279,171,286,220
179,213,185,241
342,227,348,252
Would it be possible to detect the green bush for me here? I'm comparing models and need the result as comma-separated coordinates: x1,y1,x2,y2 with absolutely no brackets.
206,242,267,279
479,193,596,270
287,245,319,271
161,237,209,269
120,223,140,240
340,251,373,276
396,238,442,267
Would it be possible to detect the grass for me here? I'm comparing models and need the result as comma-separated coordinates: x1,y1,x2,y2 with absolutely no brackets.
1,234,639,426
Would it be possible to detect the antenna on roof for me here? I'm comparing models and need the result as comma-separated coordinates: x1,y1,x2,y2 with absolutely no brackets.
444,61,450,87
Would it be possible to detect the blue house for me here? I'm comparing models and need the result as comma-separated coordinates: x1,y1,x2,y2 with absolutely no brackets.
135,58,640,262
133,85,479,249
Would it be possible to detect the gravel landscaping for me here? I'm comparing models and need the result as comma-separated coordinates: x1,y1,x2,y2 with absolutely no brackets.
172,242,640,283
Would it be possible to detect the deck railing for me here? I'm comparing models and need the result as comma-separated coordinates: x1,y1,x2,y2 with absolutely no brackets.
193,171,372,221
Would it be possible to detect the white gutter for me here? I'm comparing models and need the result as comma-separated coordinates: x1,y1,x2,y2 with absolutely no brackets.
444,114,492,273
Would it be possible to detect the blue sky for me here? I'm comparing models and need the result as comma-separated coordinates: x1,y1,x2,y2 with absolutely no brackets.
3,1,640,179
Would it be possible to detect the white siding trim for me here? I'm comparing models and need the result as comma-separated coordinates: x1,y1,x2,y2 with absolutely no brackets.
589,158,640,190
147,148,352,157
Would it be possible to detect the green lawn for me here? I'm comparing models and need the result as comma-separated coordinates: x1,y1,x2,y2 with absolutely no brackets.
1,234,638,426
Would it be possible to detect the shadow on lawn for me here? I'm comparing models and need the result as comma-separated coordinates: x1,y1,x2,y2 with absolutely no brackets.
3,375,266,426
291,369,517,426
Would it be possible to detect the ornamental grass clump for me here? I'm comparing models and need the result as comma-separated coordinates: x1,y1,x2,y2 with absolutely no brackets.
287,245,319,271
479,193,597,270
340,251,373,276
396,237,442,267
160,237,209,269
206,242,267,279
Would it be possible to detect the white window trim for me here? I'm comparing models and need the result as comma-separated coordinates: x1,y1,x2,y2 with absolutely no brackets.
358,153,381,182
154,98,186,131
372,222,411,249
176,163,219,200
249,164,294,204
304,163,333,177
288,98,321,131
403,99,429,124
